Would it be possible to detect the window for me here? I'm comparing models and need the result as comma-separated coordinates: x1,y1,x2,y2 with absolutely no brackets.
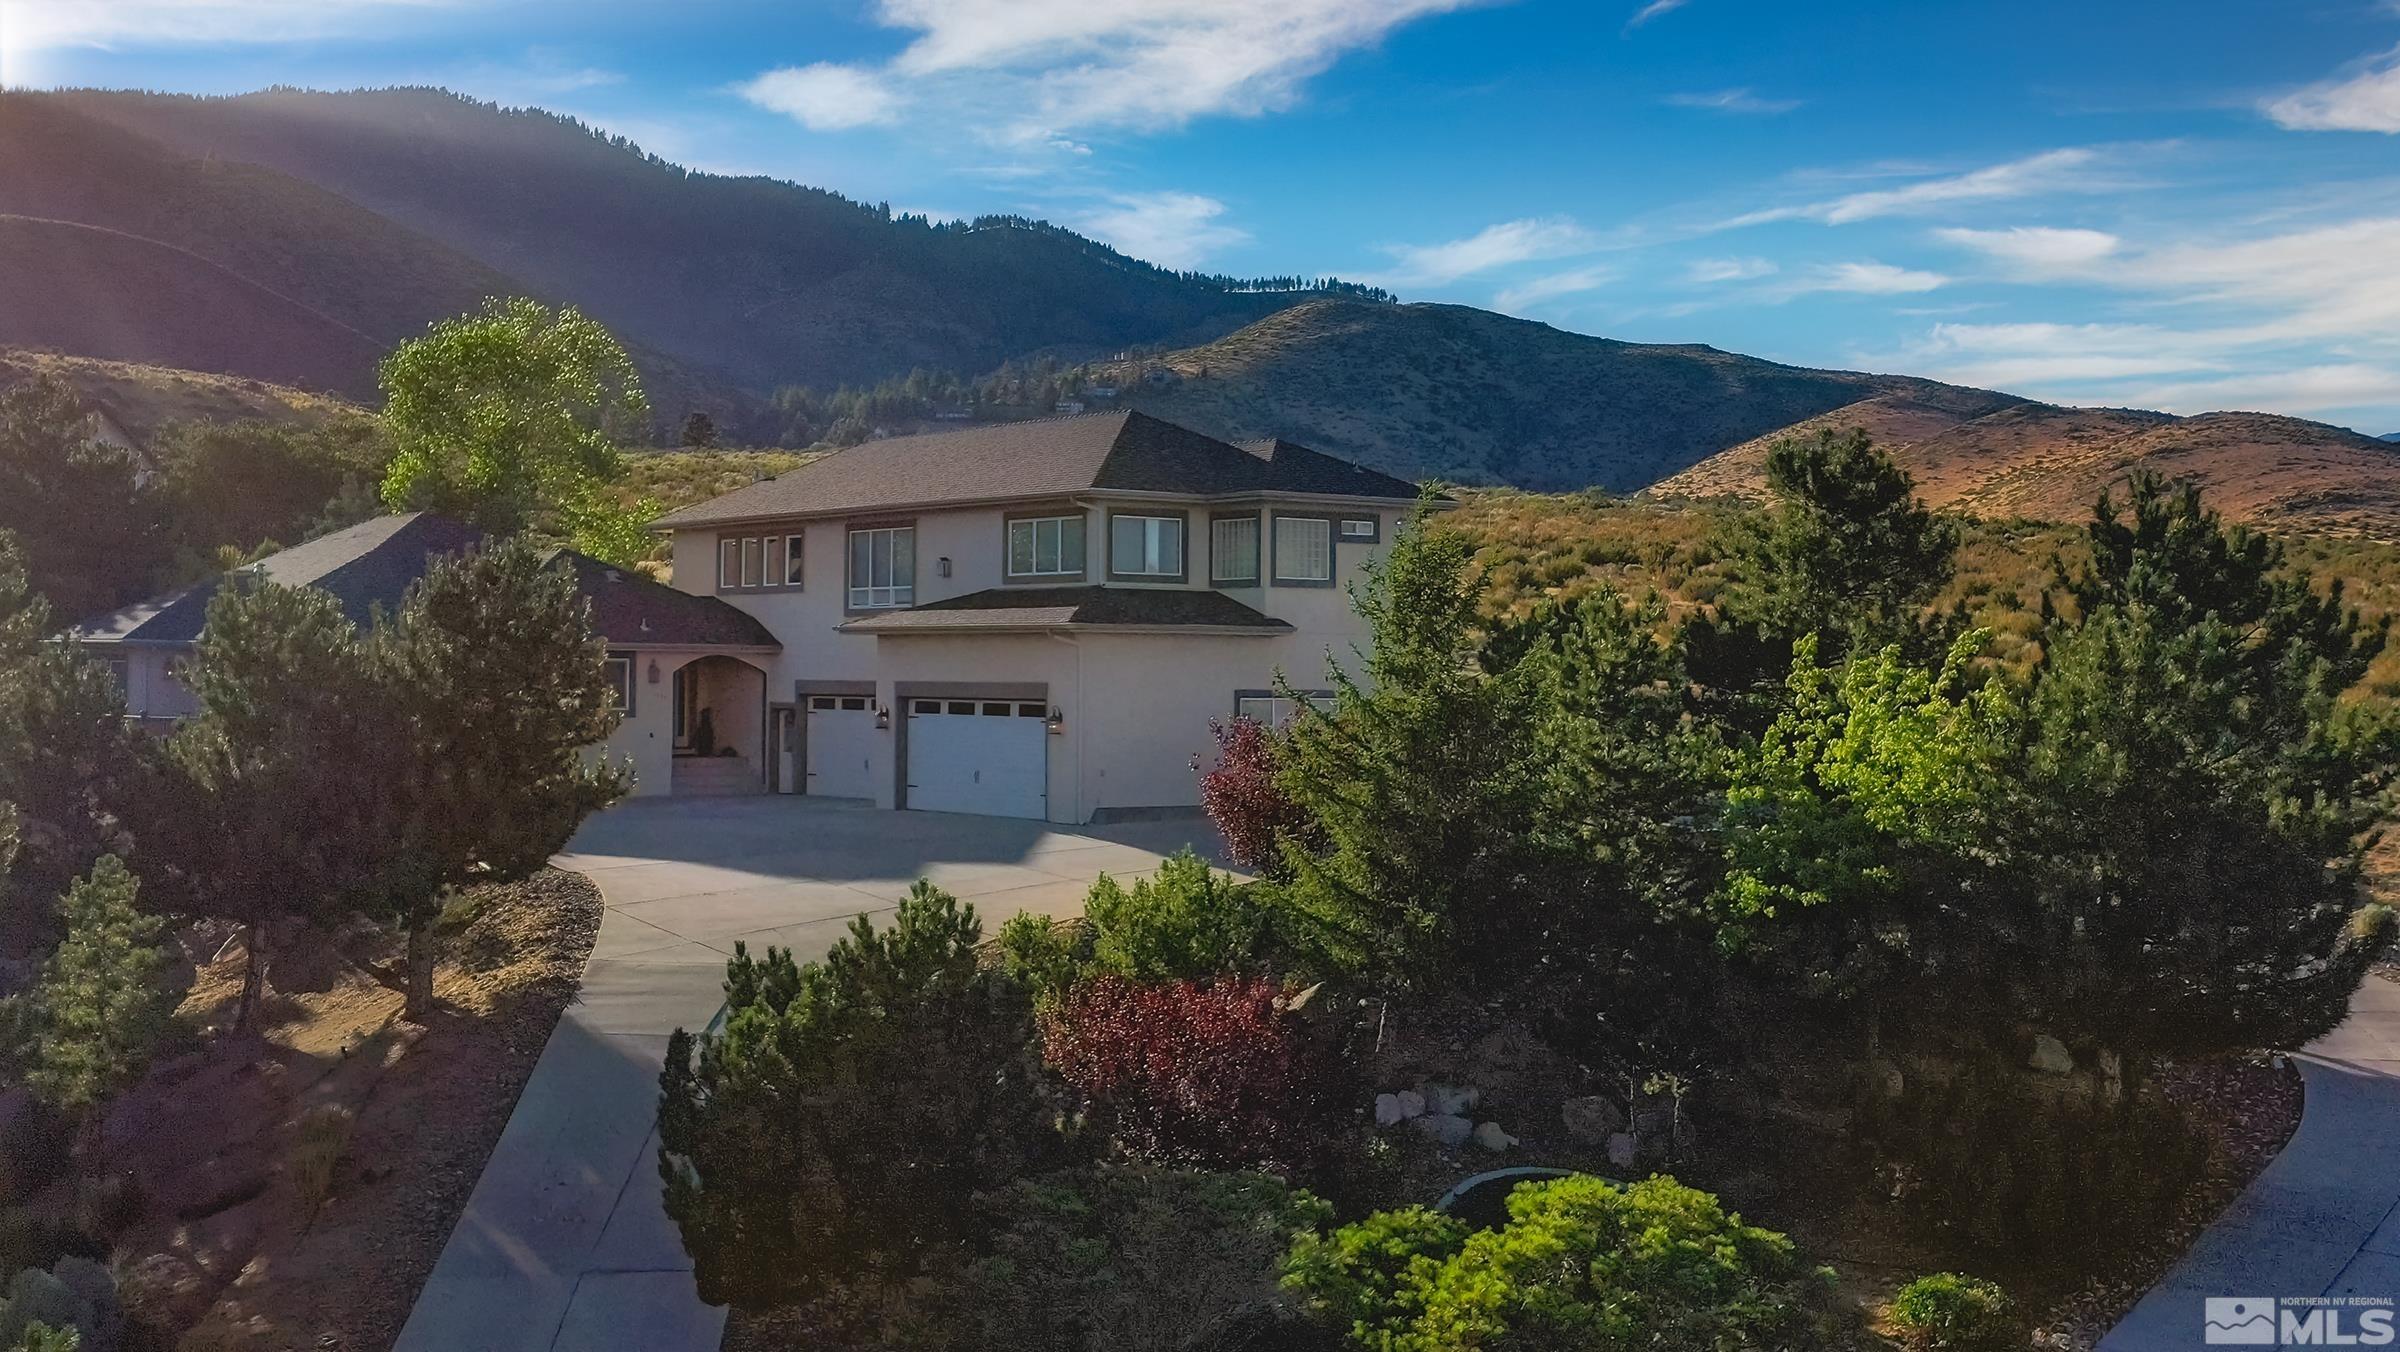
719,532,799,592
741,537,762,587
604,656,633,713
783,534,806,587
101,657,129,706
1340,517,1379,541
718,538,739,590
1274,516,1333,583
1111,513,1184,577
1007,514,1086,578
1211,515,1260,583
1236,691,1329,726
761,537,781,586
848,525,915,609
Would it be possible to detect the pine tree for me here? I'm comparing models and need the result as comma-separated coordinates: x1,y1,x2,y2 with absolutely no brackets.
11,856,175,1165
678,411,718,448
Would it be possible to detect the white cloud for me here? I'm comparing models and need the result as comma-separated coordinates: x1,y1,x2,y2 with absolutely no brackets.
739,63,908,131
2115,364,2400,416
444,48,623,105
1686,256,1777,284
2264,43,2400,133
1071,191,1250,270
1,0,459,48
1663,88,1800,115
1728,147,2116,227
1933,225,2120,272
1495,265,1612,310
751,0,1480,142
1378,216,1597,286
1900,321,2239,388
1626,0,1691,27
1788,261,1948,296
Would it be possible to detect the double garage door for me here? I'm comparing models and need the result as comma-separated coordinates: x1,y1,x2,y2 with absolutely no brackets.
906,698,1049,820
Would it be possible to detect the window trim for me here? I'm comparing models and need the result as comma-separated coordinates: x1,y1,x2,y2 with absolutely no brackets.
1208,510,1262,587
1270,512,1338,588
717,530,801,594
844,519,918,613
782,531,805,588
1002,506,1089,584
1233,687,1334,727
1106,508,1189,583
604,653,636,715
717,537,739,591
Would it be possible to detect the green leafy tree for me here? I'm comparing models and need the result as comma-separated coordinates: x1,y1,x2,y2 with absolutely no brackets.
366,538,628,1017
378,298,657,563
152,417,391,562
0,377,161,621
657,883,1064,1307
6,858,175,1165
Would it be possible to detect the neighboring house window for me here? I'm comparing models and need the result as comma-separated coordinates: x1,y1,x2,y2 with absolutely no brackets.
849,525,915,609
1236,690,1331,726
1274,515,1333,584
102,657,129,707
604,655,634,713
783,534,805,587
1111,513,1184,578
1211,516,1260,584
1340,516,1380,541
1008,515,1086,578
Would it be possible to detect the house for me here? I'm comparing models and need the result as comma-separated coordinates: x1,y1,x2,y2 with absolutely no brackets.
649,410,1434,822
68,513,781,797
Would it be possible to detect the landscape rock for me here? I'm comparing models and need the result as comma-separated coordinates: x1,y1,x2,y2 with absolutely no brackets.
2028,1033,2076,1075
1605,1132,1637,1170
1420,1082,1480,1116
1374,1093,1405,1128
1394,1089,1427,1120
1410,1113,1474,1148
1473,1121,1518,1152
1561,1095,1624,1144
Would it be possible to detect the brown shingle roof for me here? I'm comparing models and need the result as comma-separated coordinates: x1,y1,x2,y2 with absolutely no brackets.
651,411,1425,529
836,584,1292,635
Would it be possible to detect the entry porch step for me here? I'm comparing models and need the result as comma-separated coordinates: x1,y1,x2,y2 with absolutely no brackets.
671,754,762,797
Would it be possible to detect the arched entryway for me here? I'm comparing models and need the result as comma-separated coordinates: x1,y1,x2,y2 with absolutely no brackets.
667,653,770,795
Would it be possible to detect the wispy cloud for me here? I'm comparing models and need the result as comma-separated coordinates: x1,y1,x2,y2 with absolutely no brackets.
738,63,908,131
1664,87,1800,115
1495,265,1612,311
1686,256,1778,284
1378,216,1598,286
2264,43,2400,133
1625,0,1691,29
1726,147,2118,227
1933,225,2120,272
1783,261,1948,297
2,0,462,48
1071,191,1250,270
739,0,1480,142
444,48,623,105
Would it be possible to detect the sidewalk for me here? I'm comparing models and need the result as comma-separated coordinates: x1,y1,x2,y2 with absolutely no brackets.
2099,973,2400,1350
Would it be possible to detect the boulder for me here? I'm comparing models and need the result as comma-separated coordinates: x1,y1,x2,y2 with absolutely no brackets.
2027,1034,2075,1075
1420,1082,1480,1117
1561,1095,1624,1144
1394,1089,1428,1120
1605,1132,1637,1170
1374,1093,1406,1128
1472,1121,1518,1152
1409,1113,1474,1149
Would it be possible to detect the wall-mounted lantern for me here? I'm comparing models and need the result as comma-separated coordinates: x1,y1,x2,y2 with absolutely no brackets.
875,704,892,730
1046,706,1065,735
647,658,662,685
937,556,954,578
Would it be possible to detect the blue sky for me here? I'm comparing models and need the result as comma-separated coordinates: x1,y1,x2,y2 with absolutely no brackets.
8,0,2400,433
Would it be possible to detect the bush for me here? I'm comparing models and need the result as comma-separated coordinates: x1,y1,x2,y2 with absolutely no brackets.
1040,976,1352,1176
8,1322,77,1352
0,1254,119,1352
1199,718,1310,876
1001,851,1287,1003
947,1164,1333,1352
290,1105,355,1215
1890,1273,2016,1352
1282,1174,1837,1352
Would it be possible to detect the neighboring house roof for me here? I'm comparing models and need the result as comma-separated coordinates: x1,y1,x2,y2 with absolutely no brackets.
69,512,778,651
652,410,1428,529
836,584,1294,635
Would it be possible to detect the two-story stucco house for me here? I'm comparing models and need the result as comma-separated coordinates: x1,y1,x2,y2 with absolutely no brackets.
645,410,1432,823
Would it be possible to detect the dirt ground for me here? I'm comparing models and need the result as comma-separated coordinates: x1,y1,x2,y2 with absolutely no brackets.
94,868,601,1352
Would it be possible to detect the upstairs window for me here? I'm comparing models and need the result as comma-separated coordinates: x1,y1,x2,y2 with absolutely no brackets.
1111,513,1184,578
783,533,805,587
848,525,915,609
1274,516,1333,584
718,532,792,592
1008,515,1086,578
1211,515,1260,583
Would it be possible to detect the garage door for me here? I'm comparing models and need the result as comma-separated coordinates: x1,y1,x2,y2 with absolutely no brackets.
906,698,1049,819
805,695,879,800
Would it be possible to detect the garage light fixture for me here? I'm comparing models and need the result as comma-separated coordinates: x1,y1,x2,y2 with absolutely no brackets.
875,704,891,730
1046,706,1064,734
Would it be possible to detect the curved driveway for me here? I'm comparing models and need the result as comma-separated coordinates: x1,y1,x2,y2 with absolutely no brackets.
395,795,1223,1352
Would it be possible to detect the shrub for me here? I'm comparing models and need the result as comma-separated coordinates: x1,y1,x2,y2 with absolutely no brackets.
0,1254,120,1352
1001,851,1286,1003
1040,975,1351,1175
1197,718,1310,876
658,882,1065,1308
1890,1273,2016,1352
947,1164,1333,1352
290,1105,355,1215
1283,1175,1836,1352
8,1323,77,1352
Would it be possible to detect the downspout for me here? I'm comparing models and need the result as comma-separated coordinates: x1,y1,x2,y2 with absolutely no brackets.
1046,630,1085,824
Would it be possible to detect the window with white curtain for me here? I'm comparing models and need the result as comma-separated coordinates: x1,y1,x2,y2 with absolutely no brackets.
1211,515,1260,583
1110,513,1184,577
848,526,915,608
1273,516,1332,583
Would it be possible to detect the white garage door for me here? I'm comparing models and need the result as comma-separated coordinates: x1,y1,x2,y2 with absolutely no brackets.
805,695,879,800
906,698,1049,819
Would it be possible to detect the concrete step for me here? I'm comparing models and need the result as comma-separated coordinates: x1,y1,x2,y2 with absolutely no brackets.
670,756,761,796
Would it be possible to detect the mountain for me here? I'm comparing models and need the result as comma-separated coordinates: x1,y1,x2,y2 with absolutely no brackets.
1657,399,2400,539
0,349,366,446
44,87,1360,394
1086,300,2022,490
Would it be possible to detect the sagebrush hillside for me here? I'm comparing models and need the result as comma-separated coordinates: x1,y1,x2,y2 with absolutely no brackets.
0,350,369,443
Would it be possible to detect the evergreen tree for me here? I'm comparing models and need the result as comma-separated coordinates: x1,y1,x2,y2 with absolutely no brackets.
678,410,718,448
0,377,161,622
152,417,391,561
8,856,176,1165
366,539,629,1016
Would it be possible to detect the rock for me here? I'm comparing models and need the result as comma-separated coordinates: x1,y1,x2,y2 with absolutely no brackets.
1394,1089,1428,1120
2027,1034,2075,1075
1561,1095,1624,1144
1420,1082,1480,1116
1409,1112,1474,1148
1473,1121,1518,1152
1605,1132,1637,1170
1374,1093,1405,1128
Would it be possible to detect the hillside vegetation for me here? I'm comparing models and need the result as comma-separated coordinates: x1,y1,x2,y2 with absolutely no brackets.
0,350,367,443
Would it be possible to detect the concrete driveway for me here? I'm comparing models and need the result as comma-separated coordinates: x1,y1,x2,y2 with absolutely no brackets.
394,795,1225,1352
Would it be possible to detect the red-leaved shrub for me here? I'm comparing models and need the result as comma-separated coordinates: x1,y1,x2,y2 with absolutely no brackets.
1196,717,1310,875
1040,975,1347,1175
